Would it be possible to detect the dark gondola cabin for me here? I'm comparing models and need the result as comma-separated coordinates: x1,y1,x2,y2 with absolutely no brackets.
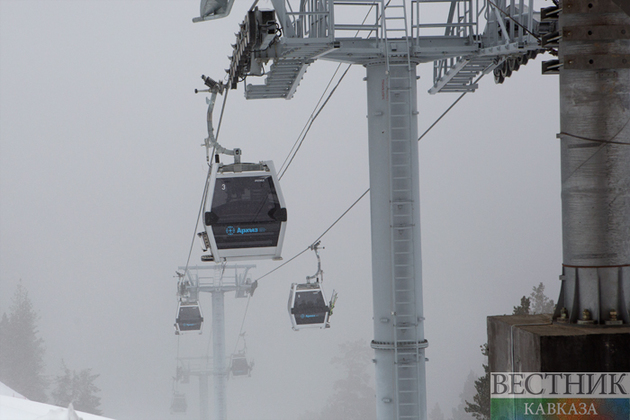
174,302,204,334
202,161,287,261
171,393,187,413
288,282,331,330
231,354,251,377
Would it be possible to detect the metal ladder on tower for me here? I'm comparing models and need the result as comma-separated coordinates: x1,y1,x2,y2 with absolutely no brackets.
382,1,422,419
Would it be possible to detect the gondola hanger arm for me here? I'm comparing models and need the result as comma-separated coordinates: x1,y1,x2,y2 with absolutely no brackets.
306,241,324,284
195,75,240,163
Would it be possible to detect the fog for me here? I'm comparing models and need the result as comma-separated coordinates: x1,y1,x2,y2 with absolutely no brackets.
0,1,560,419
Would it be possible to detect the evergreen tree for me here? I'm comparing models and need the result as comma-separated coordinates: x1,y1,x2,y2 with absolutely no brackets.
429,403,445,420
300,340,376,420
465,344,490,420
450,371,476,420
73,368,102,415
529,282,555,314
52,361,102,415
461,284,554,420
0,283,47,401
0,313,9,382
51,361,73,407
512,296,531,316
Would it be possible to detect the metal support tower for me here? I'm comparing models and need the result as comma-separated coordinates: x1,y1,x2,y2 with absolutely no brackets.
200,373,209,420
212,1,554,419
212,290,227,420
553,0,630,325
176,357,212,420
179,264,256,420
367,61,427,420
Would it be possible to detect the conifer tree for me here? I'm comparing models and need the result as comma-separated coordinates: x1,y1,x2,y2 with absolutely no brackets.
529,282,555,314
52,361,102,415
429,403,445,420
463,283,554,420
0,313,9,382
73,368,102,415
465,344,490,420
451,371,476,420
300,340,376,420
512,296,531,316
0,283,47,401
51,361,73,407
321,340,377,420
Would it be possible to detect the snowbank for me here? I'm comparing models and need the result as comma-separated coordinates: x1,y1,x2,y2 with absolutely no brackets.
0,381,117,420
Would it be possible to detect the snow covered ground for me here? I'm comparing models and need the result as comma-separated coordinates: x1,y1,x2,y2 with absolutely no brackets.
0,382,116,420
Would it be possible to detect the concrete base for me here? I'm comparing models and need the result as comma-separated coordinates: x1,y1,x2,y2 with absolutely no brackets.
488,314,630,373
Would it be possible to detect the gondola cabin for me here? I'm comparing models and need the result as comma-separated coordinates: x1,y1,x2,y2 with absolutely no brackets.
230,354,251,377
174,302,204,334
288,282,331,330
202,161,287,261
171,393,187,413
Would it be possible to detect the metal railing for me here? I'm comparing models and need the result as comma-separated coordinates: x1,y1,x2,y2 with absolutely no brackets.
281,0,335,40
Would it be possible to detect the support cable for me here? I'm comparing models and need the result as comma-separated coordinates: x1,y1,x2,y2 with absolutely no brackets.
254,71,483,282
559,134,630,146
278,64,352,179
561,117,630,183
183,3,476,321
418,73,485,142
227,14,488,344
253,188,369,282
183,163,214,276
277,5,377,179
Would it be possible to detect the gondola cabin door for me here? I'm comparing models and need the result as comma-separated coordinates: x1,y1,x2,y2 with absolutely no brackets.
203,161,287,261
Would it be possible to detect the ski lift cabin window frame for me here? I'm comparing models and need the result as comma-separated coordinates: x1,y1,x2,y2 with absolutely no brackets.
203,161,287,261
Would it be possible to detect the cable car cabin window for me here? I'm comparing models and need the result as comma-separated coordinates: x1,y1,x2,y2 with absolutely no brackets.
209,175,285,250
291,290,329,325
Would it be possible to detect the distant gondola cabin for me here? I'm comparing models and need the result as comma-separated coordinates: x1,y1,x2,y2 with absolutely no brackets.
231,355,251,377
288,282,331,330
175,302,203,334
171,393,187,413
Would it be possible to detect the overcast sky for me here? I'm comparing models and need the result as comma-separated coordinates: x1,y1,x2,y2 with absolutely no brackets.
1,1,561,419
